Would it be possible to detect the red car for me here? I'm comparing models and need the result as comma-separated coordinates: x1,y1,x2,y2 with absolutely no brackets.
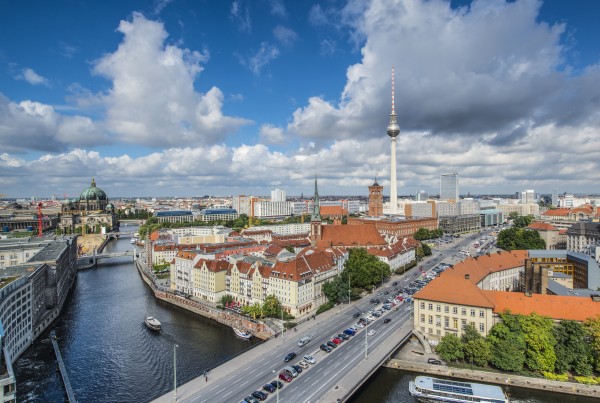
331,337,342,345
279,372,293,383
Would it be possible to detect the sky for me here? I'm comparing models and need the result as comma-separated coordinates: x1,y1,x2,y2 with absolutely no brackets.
1,0,599,199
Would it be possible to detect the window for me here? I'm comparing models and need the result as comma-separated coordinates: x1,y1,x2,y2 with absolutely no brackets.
470,309,476,317
428,303,433,310
461,319,467,329
436,305,441,312
453,307,458,314
461,308,466,316
420,314,425,323
444,306,449,313
444,317,449,327
420,302,425,309
428,315,433,324
479,323,484,332
436,315,441,326
479,310,484,318
453,318,458,329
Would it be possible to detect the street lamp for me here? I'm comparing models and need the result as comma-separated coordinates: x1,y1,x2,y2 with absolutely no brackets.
365,318,368,359
173,344,179,401
281,308,284,341
348,274,351,306
272,369,279,403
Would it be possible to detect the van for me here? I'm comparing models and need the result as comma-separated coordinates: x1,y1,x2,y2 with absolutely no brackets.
459,249,470,256
297,336,311,347
283,365,298,378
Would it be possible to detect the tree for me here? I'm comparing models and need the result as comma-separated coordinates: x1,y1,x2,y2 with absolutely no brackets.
461,323,491,367
414,228,430,241
584,315,600,372
497,227,546,251
487,312,526,371
420,242,432,256
554,320,593,375
343,248,391,289
219,294,234,307
518,313,556,373
241,303,262,319
262,295,281,317
436,333,463,362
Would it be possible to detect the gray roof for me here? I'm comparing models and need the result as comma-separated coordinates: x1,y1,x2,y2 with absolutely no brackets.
28,239,71,263
566,222,600,236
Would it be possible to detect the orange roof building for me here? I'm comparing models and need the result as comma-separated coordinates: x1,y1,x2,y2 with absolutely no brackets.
413,250,600,342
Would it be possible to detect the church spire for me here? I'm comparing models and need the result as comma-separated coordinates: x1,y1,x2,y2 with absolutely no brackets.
311,174,321,222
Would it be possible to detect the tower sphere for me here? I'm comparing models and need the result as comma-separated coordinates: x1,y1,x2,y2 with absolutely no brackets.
387,119,400,138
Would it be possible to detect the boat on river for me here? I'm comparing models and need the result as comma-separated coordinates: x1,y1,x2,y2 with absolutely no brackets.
409,376,508,403
233,328,252,339
144,316,161,331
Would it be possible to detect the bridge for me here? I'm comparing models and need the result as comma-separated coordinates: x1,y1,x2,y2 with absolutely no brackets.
77,250,138,269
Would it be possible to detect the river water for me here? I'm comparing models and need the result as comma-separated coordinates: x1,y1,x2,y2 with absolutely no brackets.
14,231,596,402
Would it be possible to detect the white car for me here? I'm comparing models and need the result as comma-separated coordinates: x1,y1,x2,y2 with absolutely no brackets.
303,354,316,365
298,360,309,369
367,330,376,336
355,322,365,328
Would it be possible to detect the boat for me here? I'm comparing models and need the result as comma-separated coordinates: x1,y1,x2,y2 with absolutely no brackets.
409,376,508,403
144,316,161,331
233,328,252,339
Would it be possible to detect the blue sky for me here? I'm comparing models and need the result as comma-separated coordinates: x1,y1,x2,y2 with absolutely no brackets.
1,0,599,198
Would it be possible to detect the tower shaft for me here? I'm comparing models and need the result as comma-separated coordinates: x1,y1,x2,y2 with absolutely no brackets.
390,137,398,214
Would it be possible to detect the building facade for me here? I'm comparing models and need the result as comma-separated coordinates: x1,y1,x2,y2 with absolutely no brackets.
440,173,459,202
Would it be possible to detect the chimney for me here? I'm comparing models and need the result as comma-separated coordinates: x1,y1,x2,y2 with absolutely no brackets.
592,295,600,302
465,274,470,280
525,290,532,297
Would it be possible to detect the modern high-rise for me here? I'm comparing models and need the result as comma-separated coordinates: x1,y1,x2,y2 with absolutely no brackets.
520,189,535,204
271,189,286,202
386,68,400,215
416,190,429,201
440,173,459,202
552,188,559,207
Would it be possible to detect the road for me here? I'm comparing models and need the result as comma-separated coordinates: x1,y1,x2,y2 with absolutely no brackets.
157,229,492,403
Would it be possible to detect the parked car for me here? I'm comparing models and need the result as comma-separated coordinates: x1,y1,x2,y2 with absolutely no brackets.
279,371,293,382
298,360,309,369
252,391,268,401
291,364,303,374
326,340,337,349
284,352,297,362
331,337,342,345
271,380,284,390
343,329,356,336
428,358,442,365
303,354,316,364
320,343,332,353
244,395,259,403
353,312,360,318
263,383,276,393
355,322,365,328
338,333,350,340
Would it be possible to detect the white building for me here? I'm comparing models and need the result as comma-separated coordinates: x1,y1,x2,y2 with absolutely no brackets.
248,223,310,236
271,189,286,202
253,201,293,219
440,173,459,202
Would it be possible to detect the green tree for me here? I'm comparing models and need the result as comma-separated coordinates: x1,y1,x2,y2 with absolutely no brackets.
343,248,391,289
436,333,464,362
487,312,526,371
584,315,600,372
262,295,281,317
519,313,557,373
497,227,546,251
241,303,262,319
554,320,593,375
322,276,349,303
464,338,492,367
421,242,432,256
219,294,234,307
414,228,430,241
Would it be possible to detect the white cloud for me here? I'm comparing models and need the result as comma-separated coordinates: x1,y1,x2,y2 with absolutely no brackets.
0,94,107,152
259,124,286,145
93,12,251,146
288,0,600,145
18,68,49,86
269,0,287,17
230,1,252,33
273,25,298,47
244,42,280,75
320,39,337,56
308,5,328,26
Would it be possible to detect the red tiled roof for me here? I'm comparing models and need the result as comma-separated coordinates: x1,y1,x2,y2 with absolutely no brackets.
486,291,600,322
264,244,284,256
150,231,160,241
527,222,558,231
320,206,347,216
195,259,229,272
317,224,386,248
541,209,570,217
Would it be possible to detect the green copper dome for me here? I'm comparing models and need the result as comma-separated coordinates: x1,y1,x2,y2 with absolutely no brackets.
79,178,108,201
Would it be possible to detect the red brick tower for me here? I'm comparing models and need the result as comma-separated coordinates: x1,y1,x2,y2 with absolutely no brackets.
368,176,383,217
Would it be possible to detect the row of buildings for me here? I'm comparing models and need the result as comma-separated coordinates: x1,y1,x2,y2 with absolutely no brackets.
0,236,79,401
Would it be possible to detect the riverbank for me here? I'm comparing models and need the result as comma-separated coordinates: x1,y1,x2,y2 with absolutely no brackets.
77,234,107,255
133,257,274,340
384,335,600,399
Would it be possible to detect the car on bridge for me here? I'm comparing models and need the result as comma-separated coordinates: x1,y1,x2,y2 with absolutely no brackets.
284,352,297,362
262,383,276,393
331,336,342,345
251,390,268,401
297,360,309,369
326,340,337,349
343,329,356,336
338,332,350,340
303,354,316,364
243,395,259,403
279,371,293,382
320,343,332,353
271,380,284,390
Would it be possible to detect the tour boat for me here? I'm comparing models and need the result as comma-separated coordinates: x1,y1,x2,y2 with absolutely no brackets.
233,328,252,339
144,316,161,331
409,376,508,403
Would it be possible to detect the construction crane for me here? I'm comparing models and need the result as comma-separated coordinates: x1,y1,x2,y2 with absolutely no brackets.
37,202,43,237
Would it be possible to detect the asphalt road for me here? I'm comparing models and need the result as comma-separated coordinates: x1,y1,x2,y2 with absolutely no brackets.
172,230,493,403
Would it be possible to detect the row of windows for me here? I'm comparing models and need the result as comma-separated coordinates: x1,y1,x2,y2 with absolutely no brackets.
420,302,485,318
420,315,485,332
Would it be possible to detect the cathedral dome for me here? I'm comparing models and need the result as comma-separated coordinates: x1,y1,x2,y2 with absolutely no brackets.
79,178,108,201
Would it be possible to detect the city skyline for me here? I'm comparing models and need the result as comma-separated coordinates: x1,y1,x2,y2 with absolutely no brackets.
1,0,600,198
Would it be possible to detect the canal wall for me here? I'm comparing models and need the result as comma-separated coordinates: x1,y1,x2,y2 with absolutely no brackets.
134,259,274,340
384,359,600,399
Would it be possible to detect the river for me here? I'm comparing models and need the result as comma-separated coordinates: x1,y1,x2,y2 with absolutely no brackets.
14,231,596,402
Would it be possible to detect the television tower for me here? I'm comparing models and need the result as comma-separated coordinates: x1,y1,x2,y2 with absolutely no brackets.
386,67,400,215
